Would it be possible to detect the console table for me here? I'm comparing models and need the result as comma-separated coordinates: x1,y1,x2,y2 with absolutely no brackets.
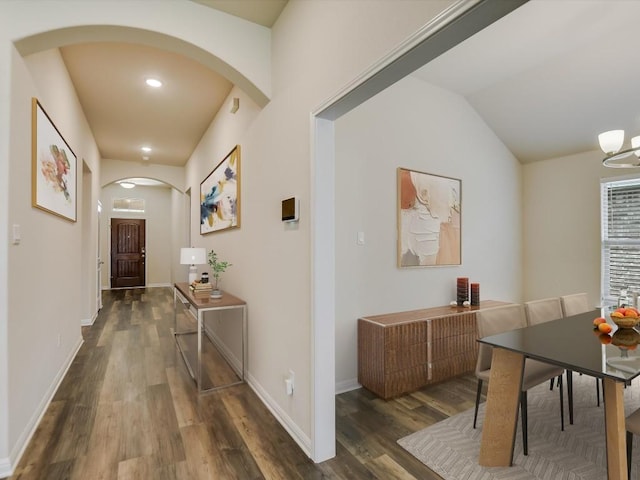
173,282,247,394
358,300,510,399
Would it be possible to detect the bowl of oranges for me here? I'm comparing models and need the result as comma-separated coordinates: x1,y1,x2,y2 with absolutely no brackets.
610,306,640,328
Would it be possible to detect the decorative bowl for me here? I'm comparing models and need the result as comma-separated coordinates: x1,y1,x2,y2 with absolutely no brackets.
612,328,640,348
610,314,640,329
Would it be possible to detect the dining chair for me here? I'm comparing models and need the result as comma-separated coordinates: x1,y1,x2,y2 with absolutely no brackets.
524,297,576,422
474,303,566,456
560,292,603,407
626,407,640,477
560,292,590,317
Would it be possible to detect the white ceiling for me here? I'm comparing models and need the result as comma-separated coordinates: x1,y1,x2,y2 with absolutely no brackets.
413,0,640,164
57,0,639,174
58,1,287,169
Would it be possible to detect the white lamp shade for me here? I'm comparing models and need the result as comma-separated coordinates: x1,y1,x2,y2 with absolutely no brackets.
180,247,206,265
599,130,624,154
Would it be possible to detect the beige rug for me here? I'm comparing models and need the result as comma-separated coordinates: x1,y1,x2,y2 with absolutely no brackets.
398,374,640,479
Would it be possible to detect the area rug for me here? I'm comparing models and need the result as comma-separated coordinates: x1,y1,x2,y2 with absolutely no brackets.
398,374,640,479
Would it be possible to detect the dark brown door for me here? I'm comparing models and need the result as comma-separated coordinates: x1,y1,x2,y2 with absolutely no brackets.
111,218,146,288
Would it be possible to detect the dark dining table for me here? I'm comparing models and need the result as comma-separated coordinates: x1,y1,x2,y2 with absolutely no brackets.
478,308,640,480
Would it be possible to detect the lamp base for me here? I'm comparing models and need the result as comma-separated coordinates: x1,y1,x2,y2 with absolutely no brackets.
188,265,198,284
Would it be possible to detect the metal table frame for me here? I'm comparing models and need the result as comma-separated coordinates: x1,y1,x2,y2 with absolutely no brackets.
173,282,247,394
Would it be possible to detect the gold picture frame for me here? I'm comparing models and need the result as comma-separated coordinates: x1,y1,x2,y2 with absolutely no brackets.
200,145,241,234
31,98,77,222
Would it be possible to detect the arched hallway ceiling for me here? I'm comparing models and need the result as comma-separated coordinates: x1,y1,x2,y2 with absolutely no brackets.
16,0,288,168
59,41,233,166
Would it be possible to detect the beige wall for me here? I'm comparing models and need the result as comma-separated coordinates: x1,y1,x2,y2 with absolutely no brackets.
100,183,174,288
522,149,629,307
5,46,101,471
0,0,461,472
334,76,523,390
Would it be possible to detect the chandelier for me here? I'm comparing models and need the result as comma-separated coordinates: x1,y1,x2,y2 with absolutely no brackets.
598,130,640,168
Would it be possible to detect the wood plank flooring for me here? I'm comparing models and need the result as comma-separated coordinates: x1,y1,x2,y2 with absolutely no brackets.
7,287,478,479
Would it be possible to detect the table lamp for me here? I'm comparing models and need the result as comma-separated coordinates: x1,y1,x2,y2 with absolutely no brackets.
180,247,206,284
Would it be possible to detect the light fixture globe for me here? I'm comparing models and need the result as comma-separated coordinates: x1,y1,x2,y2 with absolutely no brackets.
599,130,640,168
599,130,624,155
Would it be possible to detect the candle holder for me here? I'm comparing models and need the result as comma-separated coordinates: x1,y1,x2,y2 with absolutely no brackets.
456,277,469,306
471,283,480,306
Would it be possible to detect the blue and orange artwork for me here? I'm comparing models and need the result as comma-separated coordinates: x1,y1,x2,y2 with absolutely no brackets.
200,147,240,234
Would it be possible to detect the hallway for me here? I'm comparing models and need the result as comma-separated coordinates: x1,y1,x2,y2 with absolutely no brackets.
8,288,323,479
8,287,471,479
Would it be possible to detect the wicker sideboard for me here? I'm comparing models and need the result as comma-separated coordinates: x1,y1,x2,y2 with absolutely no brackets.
357,300,511,399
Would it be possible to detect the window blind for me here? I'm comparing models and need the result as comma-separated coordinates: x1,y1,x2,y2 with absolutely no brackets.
601,178,640,305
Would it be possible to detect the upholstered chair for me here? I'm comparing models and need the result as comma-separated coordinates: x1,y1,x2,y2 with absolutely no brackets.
475,304,566,455
560,293,590,317
560,293,602,407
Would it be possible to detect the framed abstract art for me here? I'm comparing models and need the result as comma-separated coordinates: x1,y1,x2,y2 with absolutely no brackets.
31,98,77,222
397,167,461,267
200,145,241,234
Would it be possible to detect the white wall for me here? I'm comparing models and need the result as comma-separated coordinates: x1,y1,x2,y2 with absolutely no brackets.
334,76,523,389
100,183,173,288
101,158,185,191
522,149,628,306
183,0,457,456
4,46,100,473
0,0,461,470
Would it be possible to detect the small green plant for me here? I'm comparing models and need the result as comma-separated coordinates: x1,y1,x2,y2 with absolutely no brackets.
207,250,232,290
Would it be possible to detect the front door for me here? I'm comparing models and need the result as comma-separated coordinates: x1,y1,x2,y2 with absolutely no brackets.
110,218,146,288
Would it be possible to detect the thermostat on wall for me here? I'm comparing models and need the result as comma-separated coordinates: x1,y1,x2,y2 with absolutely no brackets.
282,197,299,222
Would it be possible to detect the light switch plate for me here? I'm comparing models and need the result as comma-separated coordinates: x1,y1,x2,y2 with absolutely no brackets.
12,224,20,245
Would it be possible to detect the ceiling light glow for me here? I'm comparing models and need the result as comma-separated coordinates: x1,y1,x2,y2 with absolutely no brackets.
119,181,135,189
145,78,162,88
141,146,152,153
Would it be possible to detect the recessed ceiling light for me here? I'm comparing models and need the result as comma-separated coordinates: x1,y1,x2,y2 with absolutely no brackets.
145,78,162,88
119,181,135,189
141,146,152,153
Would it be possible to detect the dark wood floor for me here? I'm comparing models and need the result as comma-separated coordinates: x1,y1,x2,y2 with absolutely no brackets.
7,287,476,479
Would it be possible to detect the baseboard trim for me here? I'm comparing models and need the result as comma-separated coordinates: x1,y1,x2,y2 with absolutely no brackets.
80,310,99,327
246,373,312,458
202,324,242,376
335,378,360,395
5,336,84,477
201,325,312,458
0,457,11,478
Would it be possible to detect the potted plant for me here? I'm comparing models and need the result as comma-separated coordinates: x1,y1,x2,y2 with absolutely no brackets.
208,250,231,298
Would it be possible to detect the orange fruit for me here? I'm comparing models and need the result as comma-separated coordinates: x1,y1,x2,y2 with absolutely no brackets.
598,322,613,334
611,311,625,318
599,333,612,344
625,310,639,318
593,317,607,326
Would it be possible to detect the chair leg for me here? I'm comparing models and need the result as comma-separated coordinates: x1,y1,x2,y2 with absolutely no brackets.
558,374,564,431
597,378,601,406
627,430,633,479
549,377,554,390
567,370,574,425
521,391,528,456
473,379,483,429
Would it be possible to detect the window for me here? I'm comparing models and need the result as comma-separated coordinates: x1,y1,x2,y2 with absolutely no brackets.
601,177,640,305
112,197,145,213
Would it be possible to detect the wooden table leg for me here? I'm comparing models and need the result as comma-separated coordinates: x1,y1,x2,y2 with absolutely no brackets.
478,348,524,466
603,378,628,480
